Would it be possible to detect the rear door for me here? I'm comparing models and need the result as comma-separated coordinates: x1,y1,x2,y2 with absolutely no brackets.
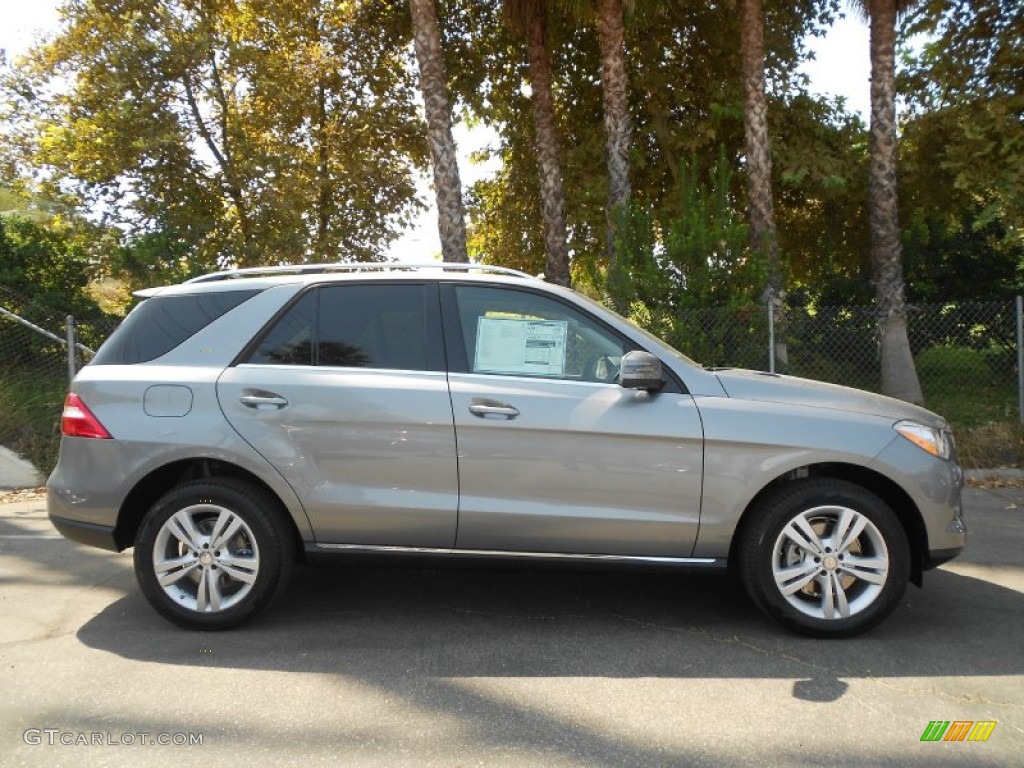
217,281,459,546
442,283,704,557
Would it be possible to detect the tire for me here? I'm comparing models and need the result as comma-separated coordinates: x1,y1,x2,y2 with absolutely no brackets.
738,478,910,638
134,478,295,630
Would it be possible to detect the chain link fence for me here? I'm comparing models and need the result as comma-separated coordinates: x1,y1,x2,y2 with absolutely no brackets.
669,298,1022,467
672,299,1019,418
0,286,121,473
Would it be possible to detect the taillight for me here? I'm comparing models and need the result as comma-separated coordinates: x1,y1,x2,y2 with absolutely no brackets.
61,393,112,439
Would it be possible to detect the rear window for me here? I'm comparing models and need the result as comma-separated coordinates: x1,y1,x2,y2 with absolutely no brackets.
91,290,259,365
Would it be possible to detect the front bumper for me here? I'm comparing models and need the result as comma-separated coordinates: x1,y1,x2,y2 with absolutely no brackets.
925,546,965,570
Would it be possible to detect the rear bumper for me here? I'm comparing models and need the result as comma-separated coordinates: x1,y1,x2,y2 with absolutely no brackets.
49,514,120,552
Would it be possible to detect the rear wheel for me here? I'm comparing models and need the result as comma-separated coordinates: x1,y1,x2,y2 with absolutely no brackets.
134,478,295,630
738,478,910,637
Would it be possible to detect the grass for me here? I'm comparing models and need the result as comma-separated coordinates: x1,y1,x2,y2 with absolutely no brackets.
953,422,1024,469
916,346,1023,468
0,365,66,475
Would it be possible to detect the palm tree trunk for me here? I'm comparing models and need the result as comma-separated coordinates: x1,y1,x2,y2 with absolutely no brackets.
869,0,923,402
409,0,468,263
738,0,779,286
524,8,570,287
597,0,631,279
738,0,785,367
315,79,331,259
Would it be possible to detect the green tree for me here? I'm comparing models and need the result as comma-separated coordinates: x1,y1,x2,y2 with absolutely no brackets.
771,94,871,306
902,0,1023,248
0,215,104,320
608,152,763,363
3,0,426,276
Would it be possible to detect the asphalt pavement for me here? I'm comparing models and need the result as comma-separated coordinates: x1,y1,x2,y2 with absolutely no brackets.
0,486,1021,767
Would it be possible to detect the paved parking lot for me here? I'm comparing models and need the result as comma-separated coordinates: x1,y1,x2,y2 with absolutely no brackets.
1,487,1021,767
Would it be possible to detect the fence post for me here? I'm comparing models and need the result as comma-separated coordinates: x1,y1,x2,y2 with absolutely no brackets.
1017,296,1023,425
66,315,76,387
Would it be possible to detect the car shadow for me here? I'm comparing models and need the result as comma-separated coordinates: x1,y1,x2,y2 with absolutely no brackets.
77,561,1024,684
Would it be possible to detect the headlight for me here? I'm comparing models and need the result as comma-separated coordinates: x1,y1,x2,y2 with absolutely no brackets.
894,420,953,459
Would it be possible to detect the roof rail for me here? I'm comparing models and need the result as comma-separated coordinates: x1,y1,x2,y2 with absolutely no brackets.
186,262,537,284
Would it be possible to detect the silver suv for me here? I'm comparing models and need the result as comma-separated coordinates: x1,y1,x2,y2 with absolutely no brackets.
47,263,966,636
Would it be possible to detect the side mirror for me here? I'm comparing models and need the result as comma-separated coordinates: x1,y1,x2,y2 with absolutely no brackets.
619,351,664,392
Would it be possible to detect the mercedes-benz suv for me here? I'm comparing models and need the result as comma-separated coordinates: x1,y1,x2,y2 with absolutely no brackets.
47,263,966,636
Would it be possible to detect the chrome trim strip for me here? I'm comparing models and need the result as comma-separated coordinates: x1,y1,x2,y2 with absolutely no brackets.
235,364,448,377
313,543,718,565
448,373,618,389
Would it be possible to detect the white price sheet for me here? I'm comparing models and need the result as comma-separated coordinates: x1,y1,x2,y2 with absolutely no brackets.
474,317,568,377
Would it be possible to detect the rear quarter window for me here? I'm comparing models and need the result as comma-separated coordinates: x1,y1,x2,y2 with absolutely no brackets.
90,290,260,365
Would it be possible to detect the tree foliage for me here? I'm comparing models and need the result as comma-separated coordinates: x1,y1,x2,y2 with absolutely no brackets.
0,214,105,320
458,0,836,285
2,0,427,283
0,0,1018,330
901,0,1023,250
595,151,766,365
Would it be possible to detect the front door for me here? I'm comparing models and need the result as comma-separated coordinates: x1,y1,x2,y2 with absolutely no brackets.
442,284,704,558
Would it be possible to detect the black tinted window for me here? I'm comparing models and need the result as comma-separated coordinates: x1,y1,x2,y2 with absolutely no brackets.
91,290,259,365
248,291,315,365
246,284,428,371
318,284,427,370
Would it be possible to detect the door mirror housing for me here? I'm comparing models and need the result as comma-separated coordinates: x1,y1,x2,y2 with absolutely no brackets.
619,351,664,391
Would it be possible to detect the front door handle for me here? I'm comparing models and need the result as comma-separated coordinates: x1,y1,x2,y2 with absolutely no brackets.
240,391,289,409
468,400,520,420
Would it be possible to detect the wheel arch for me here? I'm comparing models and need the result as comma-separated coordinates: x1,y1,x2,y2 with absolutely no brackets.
113,458,306,561
728,462,927,587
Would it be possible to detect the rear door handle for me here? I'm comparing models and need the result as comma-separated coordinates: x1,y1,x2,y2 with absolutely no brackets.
469,400,519,420
240,392,289,409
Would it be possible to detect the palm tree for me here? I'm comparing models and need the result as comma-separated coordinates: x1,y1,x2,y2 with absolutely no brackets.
504,0,571,286
567,0,634,314
737,0,785,368
858,0,923,402
409,0,468,263
738,0,777,268
596,0,632,276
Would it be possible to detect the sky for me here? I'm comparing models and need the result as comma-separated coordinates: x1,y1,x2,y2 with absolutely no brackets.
0,3,871,260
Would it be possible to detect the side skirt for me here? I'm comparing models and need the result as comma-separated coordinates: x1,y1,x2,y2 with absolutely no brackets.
304,543,726,573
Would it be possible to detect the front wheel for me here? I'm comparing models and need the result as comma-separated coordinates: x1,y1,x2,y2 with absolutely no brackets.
134,478,295,630
738,479,910,637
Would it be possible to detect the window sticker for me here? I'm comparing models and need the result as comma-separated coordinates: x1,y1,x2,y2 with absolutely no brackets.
474,317,568,377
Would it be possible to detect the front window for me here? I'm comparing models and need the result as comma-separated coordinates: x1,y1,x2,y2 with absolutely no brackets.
452,285,628,383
